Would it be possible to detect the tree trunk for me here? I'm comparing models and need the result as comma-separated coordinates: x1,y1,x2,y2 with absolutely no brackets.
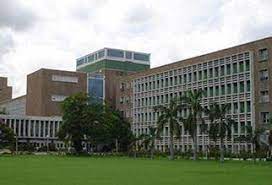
115,139,119,153
220,137,224,163
169,134,174,160
151,146,154,160
193,133,198,160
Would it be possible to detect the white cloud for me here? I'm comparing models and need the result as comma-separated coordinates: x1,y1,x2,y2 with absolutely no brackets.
0,0,272,97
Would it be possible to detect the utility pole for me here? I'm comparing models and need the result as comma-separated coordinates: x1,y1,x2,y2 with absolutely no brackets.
15,134,18,155
46,135,49,153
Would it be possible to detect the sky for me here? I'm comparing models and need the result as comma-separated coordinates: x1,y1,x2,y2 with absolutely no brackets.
0,0,272,98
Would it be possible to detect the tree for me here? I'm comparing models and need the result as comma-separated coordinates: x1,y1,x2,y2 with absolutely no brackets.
139,127,159,159
58,93,91,153
59,93,133,154
154,98,182,160
100,106,133,152
268,130,272,157
0,118,15,150
242,125,265,154
180,90,203,160
206,103,233,163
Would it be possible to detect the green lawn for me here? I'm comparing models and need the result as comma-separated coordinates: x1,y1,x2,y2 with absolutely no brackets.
0,156,271,185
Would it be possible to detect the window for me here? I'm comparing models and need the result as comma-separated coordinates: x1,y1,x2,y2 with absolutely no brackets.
183,74,187,83
239,61,244,73
51,95,68,102
134,53,150,61
215,67,219,77
88,74,104,103
120,97,124,104
203,70,207,79
98,50,105,58
221,85,225,95
119,85,125,94
209,68,213,78
226,64,231,75
260,69,268,81
215,86,219,96
76,59,84,66
245,60,250,71
227,84,231,94
239,82,244,93
233,103,238,113
240,102,245,113
193,72,197,81
107,49,124,58
125,52,132,59
246,101,251,112
246,81,251,92
261,112,269,124
260,90,269,102
188,73,192,82
234,122,238,133
233,63,238,74
220,66,225,76
52,75,79,83
198,71,202,80
174,76,178,85
203,87,208,97
240,122,245,134
233,83,238,93
259,48,268,61
209,87,213,97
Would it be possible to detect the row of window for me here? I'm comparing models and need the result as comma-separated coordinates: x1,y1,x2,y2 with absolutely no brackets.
134,101,251,123
135,64,250,92
134,52,251,83
77,49,150,66
134,81,250,107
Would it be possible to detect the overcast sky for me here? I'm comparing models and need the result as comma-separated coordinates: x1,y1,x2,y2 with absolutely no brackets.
0,0,272,98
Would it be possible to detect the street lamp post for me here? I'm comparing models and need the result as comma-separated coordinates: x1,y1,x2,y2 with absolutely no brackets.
15,134,18,155
46,135,49,153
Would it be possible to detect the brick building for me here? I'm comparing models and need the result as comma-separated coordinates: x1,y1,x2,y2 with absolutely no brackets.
0,77,12,103
26,68,87,116
116,37,272,153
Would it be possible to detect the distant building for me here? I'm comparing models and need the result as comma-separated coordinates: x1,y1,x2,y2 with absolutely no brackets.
0,95,26,115
0,77,12,103
76,48,150,107
26,68,87,116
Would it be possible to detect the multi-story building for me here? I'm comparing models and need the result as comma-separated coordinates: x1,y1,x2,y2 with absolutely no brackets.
0,77,12,103
116,37,272,153
76,48,150,107
26,68,87,116
0,114,64,148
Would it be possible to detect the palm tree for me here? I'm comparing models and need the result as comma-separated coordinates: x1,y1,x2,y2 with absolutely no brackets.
154,98,182,160
180,90,203,160
139,127,159,159
206,103,233,163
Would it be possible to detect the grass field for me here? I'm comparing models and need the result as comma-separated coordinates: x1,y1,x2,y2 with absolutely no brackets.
0,156,271,185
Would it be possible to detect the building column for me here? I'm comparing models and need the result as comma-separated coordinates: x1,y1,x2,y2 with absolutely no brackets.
52,121,55,138
33,121,36,138
38,121,41,138
18,120,22,137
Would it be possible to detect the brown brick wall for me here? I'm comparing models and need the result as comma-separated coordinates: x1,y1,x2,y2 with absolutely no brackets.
26,68,87,116
0,77,12,103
